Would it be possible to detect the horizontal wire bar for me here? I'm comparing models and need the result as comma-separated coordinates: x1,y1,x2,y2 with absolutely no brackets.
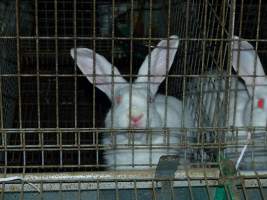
0,127,266,133
1,36,267,42
0,74,266,79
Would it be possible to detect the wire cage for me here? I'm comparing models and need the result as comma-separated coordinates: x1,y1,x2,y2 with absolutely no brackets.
0,0,267,199
189,0,267,169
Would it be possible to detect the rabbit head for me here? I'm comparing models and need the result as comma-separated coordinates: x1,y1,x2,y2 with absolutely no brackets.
232,36,267,126
70,36,179,128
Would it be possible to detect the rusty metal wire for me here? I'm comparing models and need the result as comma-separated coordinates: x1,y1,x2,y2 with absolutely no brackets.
0,0,267,199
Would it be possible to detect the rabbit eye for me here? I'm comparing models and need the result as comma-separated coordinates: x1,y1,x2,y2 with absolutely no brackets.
257,98,264,109
116,96,122,104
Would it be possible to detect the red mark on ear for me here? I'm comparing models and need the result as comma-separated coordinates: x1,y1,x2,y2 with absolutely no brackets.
258,98,264,109
116,96,122,104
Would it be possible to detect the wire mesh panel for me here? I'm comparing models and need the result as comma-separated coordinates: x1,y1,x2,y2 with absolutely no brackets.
188,0,267,171
0,0,198,173
0,0,267,199
1,170,267,200
0,170,221,200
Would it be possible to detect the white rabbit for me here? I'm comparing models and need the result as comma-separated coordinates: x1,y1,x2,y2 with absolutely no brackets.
197,36,267,170
228,36,267,170
70,36,194,169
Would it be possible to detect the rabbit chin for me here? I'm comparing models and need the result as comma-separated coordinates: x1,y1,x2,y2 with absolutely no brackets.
112,119,159,129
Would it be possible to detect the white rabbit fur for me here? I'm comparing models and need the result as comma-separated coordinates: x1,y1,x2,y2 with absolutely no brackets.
70,36,194,169
201,36,267,170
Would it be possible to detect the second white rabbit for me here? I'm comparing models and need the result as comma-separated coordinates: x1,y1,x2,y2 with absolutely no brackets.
196,37,267,170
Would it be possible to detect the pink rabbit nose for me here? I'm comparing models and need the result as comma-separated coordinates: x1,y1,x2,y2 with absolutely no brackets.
131,113,144,123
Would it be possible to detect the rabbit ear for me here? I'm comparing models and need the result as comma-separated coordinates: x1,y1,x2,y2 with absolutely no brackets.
70,48,127,100
135,35,179,96
232,36,265,96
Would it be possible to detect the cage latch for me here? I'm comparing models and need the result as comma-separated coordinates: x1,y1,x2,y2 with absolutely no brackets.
155,155,180,200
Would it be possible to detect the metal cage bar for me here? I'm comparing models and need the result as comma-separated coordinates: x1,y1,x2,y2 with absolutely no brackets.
0,0,266,199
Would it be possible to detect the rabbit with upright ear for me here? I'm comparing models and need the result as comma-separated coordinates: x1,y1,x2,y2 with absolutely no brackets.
70,36,194,169
196,37,267,170
227,36,267,170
